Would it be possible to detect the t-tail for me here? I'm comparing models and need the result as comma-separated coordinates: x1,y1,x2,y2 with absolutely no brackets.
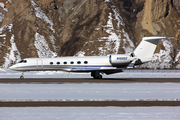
128,37,167,68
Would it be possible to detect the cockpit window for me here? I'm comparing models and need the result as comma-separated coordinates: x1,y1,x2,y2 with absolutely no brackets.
19,60,27,63
130,53,135,57
19,60,23,63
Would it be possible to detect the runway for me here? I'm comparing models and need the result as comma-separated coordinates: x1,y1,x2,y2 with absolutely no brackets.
0,78,180,83
0,79,180,107
1,78,180,119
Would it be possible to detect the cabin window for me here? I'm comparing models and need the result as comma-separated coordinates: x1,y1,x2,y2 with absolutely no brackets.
64,61,67,64
84,61,88,64
70,61,74,64
50,62,53,65
77,61,81,64
57,62,60,65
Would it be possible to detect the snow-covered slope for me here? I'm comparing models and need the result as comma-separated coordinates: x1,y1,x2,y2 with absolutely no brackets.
75,2,134,56
0,24,21,68
0,0,180,69
139,39,175,69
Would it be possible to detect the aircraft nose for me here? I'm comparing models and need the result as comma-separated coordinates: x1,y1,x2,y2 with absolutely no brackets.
9,65,18,71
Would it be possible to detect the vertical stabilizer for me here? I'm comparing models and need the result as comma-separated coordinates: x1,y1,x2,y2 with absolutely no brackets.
133,37,167,62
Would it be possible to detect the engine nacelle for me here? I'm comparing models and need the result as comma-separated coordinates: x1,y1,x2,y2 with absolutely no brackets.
109,54,132,67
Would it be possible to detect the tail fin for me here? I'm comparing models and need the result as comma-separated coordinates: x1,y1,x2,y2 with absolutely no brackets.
133,37,167,62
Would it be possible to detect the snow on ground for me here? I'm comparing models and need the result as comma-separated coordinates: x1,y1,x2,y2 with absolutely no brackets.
96,3,134,55
0,2,8,12
0,24,6,34
175,50,180,68
97,12,122,55
34,32,57,58
75,0,134,56
0,12,4,22
0,107,180,120
8,0,12,3
49,35,57,51
140,39,174,69
1,83,180,101
0,24,21,68
3,34,21,68
31,0,55,33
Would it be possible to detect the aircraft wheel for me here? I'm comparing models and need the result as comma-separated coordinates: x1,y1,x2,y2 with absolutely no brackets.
20,72,25,79
91,71,102,79
20,76,24,79
98,75,102,79
93,75,102,79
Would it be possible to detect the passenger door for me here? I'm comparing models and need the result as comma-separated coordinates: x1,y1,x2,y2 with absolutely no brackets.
37,59,43,69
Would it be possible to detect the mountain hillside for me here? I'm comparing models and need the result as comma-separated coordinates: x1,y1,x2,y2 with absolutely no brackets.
0,0,180,69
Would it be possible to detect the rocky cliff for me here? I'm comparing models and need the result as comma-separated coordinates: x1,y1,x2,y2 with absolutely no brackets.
0,0,180,69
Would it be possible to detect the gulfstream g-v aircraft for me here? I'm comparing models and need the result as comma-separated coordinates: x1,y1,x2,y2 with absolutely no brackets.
9,37,167,79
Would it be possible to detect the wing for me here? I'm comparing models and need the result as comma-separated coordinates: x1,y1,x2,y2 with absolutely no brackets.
70,67,123,75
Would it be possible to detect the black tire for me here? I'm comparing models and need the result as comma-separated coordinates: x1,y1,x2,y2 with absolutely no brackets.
20,76,24,79
98,75,102,79
93,75,102,79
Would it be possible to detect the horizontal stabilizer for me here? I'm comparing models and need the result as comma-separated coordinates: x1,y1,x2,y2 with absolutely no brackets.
127,58,138,69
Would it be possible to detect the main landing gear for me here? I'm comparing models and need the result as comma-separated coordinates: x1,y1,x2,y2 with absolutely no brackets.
91,71,102,79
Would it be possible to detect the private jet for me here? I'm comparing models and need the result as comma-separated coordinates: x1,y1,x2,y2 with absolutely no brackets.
9,37,167,79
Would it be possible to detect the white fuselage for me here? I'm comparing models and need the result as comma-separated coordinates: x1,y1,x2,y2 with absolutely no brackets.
9,55,134,72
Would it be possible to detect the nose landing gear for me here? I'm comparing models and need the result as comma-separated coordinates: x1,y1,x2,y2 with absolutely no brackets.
20,72,24,79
